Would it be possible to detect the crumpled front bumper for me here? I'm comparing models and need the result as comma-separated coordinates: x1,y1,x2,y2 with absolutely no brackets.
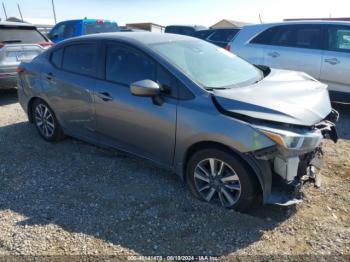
254,110,339,206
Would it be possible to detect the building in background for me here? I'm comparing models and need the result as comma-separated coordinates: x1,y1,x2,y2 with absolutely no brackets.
211,19,250,29
125,23,165,33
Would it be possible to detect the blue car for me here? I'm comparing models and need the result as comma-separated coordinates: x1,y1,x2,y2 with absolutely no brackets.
48,19,120,43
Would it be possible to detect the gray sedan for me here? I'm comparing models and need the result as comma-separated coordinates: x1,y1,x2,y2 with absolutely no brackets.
17,33,338,211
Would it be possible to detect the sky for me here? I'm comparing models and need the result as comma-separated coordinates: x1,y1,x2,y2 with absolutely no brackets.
1,0,349,26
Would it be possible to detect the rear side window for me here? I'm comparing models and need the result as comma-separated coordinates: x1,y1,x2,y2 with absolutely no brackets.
0,27,46,44
327,26,350,53
62,44,97,77
106,45,156,85
251,25,323,49
209,29,240,42
50,48,63,68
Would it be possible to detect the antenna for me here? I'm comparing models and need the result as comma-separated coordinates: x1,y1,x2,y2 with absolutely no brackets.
17,3,24,22
259,13,263,24
2,2,7,20
51,0,57,24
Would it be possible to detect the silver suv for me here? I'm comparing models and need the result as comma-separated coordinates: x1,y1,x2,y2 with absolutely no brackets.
228,21,350,103
0,22,52,89
17,33,338,211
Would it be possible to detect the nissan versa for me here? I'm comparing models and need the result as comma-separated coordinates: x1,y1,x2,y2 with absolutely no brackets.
17,33,338,211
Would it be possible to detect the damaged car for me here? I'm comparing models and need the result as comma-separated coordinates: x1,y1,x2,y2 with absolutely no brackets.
17,33,338,212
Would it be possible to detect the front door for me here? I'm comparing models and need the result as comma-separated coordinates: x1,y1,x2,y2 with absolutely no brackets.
94,43,177,166
320,24,350,98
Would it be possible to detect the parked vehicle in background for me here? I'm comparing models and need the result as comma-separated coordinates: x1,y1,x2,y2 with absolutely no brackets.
48,19,120,43
17,33,338,212
165,25,207,36
193,28,240,48
0,21,51,89
228,21,350,102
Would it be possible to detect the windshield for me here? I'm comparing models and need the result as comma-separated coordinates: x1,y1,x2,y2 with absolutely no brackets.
150,39,263,89
84,22,119,34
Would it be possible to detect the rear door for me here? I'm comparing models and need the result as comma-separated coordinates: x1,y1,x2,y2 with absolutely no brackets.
262,24,324,78
94,42,177,166
320,24,350,97
41,42,98,139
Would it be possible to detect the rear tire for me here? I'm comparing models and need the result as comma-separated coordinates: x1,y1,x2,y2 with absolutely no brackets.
32,99,64,142
186,148,258,212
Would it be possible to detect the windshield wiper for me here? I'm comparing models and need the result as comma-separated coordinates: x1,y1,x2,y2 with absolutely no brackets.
2,40,22,44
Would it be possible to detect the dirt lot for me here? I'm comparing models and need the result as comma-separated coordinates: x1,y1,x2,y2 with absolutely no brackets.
0,90,349,259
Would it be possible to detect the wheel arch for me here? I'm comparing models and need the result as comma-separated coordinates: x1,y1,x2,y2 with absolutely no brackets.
181,141,272,201
27,96,42,123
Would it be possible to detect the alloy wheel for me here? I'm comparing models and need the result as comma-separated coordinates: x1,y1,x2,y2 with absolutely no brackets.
193,158,241,208
35,104,55,138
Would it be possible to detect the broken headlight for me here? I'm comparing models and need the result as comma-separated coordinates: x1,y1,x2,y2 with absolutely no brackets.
256,126,323,152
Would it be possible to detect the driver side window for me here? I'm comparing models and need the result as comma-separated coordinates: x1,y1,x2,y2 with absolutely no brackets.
106,45,156,86
50,24,65,39
105,44,179,98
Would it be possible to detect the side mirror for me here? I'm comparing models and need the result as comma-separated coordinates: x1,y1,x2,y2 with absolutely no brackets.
130,80,160,97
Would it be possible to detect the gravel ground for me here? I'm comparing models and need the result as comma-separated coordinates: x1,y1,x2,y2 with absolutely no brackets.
0,90,349,259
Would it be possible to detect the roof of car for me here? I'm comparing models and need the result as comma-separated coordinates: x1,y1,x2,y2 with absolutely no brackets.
243,20,350,28
71,32,195,45
165,25,207,29
0,21,36,27
58,19,116,24
199,28,241,31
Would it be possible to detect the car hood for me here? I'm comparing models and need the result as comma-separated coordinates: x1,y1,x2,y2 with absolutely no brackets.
213,69,332,126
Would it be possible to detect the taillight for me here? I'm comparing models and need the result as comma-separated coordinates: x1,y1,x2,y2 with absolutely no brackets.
225,43,231,51
16,67,25,74
38,42,53,49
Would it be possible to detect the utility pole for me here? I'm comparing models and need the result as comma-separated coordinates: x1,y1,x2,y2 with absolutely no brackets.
17,3,24,21
51,0,57,24
2,2,7,20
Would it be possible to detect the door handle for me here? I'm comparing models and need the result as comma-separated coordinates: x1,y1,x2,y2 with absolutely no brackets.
268,51,280,58
97,92,113,101
324,58,340,65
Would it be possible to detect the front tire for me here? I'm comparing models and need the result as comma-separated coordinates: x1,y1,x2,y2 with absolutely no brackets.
186,148,258,212
32,99,64,142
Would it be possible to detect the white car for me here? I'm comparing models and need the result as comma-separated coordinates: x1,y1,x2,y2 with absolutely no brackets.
228,21,350,103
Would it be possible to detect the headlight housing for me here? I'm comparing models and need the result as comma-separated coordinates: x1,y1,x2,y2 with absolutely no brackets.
255,125,323,152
